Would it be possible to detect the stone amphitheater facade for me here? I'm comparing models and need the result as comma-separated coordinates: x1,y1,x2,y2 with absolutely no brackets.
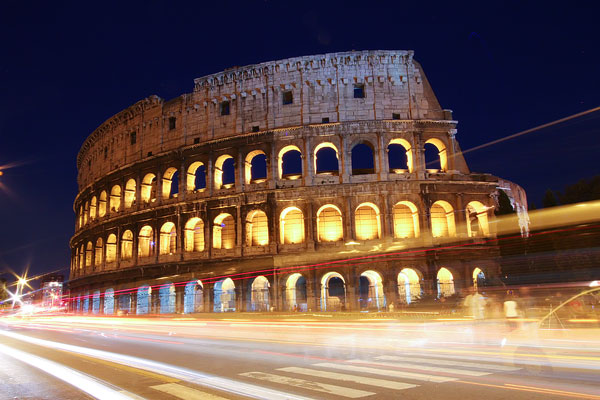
69,50,525,315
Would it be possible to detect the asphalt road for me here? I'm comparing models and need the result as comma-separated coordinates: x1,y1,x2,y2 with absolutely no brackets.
0,314,599,400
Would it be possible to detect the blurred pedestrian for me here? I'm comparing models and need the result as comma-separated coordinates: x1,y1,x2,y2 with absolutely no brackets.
504,291,519,331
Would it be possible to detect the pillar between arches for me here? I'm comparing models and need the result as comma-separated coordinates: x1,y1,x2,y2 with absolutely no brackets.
175,284,184,314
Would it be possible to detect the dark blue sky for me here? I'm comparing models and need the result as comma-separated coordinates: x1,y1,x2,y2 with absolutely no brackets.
1,1,599,281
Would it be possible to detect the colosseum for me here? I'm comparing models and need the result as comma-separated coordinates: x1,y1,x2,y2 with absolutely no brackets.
69,50,526,315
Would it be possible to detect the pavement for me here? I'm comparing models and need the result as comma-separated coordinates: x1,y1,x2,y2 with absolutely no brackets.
0,313,599,400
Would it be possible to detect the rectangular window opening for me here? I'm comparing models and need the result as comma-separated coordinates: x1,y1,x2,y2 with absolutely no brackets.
252,126,260,133
353,84,365,99
168,117,176,130
321,117,330,123
282,90,293,105
220,101,230,116
147,151,153,157
193,137,200,144
130,131,137,145
392,113,401,120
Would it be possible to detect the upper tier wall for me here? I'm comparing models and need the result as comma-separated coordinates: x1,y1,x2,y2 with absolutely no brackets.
77,50,448,189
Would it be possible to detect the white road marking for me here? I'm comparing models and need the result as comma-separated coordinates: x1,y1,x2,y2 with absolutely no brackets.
313,362,457,383
376,355,520,372
350,359,490,376
240,371,374,398
278,367,418,390
0,343,136,400
151,383,230,399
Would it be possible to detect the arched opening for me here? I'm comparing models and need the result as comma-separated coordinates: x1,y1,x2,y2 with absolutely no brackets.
213,213,235,249
83,201,89,225
138,225,154,257
104,288,115,315
85,241,93,267
78,205,83,228
214,278,235,312
110,185,121,213
159,282,175,314
186,162,206,192
397,268,422,304
106,234,117,263
82,291,89,313
393,201,420,238
94,238,103,267
466,201,490,237
118,293,131,314
280,207,305,244
351,142,375,175
317,205,343,242
278,145,302,180
78,245,84,270
141,173,157,203
388,138,412,172
250,276,270,311
437,267,455,298
98,191,107,217
473,267,485,290
314,142,339,175
159,222,177,255
162,167,179,199
424,138,448,172
245,150,267,184
285,273,307,311
120,230,133,260
320,272,346,311
215,155,235,189
246,210,269,246
184,217,204,252
136,285,151,315
184,280,203,314
90,196,97,220
430,201,456,237
359,270,385,311
92,290,101,314
124,179,136,208
355,203,381,240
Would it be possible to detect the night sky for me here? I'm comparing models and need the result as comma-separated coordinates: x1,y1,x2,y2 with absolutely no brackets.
1,1,599,281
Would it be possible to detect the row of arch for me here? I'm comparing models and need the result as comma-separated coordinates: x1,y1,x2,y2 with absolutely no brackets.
75,267,486,314
76,137,450,229
74,200,490,271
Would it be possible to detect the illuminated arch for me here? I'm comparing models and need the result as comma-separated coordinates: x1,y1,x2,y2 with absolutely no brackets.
246,210,269,246
393,201,420,238
90,196,97,220
184,280,204,313
388,138,413,173
159,282,176,314
355,202,381,240
94,237,103,267
124,179,136,208
351,141,375,175
245,150,267,184
136,285,151,315
314,142,339,175
214,154,235,189
141,173,157,203
285,273,307,311
85,241,93,267
317,204,343,242
278,145,302,180
120,230,133,260
359,270,385,311
214,277,236,312
98,191,107,217
78,244,84,270
424,138,448,171
184,217,204,252
138,225,154,257
213,213,235,249
466,201,490,237
92,290,101,314
473,267,485,289
186,161,206,192
106,234,117,263
437,267,455,298
159,222,177,255
110,185,121,212
78,205,83,228
162,167,179,199
398,268,422,304
320,272,346,311
280,207,305,244
430,200,456,237
250,276,270,311
83,201,89,225
104,288,115,315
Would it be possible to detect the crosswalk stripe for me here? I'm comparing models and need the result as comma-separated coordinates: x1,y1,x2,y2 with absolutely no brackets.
350,359,490,376
240,371,374,398
313,362,457,383
376,355,520,372
278,367,418,391
151,383,230,400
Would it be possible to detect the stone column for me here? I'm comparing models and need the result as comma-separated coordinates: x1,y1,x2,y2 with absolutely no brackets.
306,269,318,312
346,273,359,311
175,284,185,314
